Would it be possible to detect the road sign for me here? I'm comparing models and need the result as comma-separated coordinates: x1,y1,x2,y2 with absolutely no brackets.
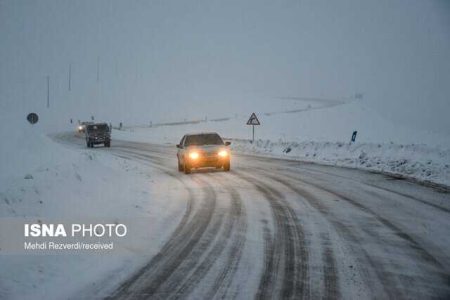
246,113,260,143
27,113,39,125
246,113,260,125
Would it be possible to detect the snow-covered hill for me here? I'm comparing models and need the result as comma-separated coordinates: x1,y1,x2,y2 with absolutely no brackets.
112,99,450,187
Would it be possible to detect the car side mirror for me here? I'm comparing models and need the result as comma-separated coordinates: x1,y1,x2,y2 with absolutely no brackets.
176,144,182,149
225,141,231,146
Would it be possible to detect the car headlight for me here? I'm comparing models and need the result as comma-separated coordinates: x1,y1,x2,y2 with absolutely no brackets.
189,151,199,160
218,150,228,157
78,126,83,130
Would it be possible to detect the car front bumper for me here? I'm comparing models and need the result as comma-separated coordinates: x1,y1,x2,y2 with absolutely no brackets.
186,156,229,168
90,137,110,144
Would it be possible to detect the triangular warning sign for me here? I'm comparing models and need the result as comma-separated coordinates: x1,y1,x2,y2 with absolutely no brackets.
246,113,260,125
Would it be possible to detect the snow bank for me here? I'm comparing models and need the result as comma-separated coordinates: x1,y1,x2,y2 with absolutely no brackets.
232,139,450,187
0,111,66,187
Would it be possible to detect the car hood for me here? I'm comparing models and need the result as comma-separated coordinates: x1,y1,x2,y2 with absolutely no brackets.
186,145,227,154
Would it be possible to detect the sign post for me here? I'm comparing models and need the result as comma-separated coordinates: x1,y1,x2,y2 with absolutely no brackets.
246,113,260,143
351,131,358,143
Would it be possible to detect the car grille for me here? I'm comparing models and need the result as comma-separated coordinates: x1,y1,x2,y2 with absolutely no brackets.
203,151,217,158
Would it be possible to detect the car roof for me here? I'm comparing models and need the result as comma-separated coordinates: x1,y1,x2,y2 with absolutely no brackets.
87,123,108,127
185,132,220,136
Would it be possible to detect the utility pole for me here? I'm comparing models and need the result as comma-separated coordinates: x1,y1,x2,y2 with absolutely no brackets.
46,76,50,108
97,56,100,83
68,63,71,91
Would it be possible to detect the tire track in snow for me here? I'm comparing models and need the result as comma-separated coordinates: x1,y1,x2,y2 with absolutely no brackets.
267,169,450,299
168,173,246,299
108,151,219,299
234,170,309,300
260,171,395,299
252,170,341,300
294,166,450,214
203,173,248,300
266,163,448,271
320,232,340,300
110,147,249,299
297,174,447,271
253,163,450,297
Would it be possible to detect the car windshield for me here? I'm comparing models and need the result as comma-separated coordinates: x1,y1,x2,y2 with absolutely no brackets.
185,134,223,146
87,124,109,133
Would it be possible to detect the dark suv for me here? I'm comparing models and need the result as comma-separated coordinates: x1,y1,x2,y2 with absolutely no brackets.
85,123,111,148
176,132,231,174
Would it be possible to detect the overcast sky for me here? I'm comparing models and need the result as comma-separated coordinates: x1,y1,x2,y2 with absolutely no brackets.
1,0,449,132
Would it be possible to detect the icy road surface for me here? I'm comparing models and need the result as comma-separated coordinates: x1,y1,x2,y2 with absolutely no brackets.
57,134,450,299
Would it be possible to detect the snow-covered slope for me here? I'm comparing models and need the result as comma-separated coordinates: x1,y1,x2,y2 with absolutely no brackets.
116,99,450,146
112,99,450,187
0,113,186,299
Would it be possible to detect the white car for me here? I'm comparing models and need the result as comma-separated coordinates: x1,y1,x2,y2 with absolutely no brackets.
176,132,231,174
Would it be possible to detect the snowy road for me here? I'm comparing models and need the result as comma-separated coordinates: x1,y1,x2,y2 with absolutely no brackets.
58,134,450,299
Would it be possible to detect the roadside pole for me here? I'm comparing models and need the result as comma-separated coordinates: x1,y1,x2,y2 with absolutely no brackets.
252,125,255,143
46,76,50,108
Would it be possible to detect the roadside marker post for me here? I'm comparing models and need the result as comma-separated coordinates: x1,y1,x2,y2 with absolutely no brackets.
351,131,358,143
246,113,260,143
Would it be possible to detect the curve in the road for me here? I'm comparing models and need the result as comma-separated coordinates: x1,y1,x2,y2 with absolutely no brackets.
255,167,450,299
54,134,450,299
234,170,311,300
109,147,250,299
